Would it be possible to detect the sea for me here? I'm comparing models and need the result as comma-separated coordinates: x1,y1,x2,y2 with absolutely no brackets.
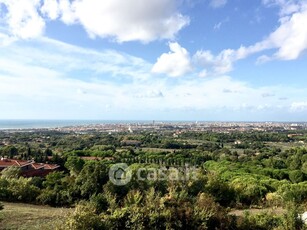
0,120,155,130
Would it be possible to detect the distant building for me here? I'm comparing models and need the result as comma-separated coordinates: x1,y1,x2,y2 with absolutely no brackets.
0,158,60,177
234,140,242,145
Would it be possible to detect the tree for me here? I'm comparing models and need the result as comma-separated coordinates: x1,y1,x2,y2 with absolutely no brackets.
44,148,53,156
7,177,40,202
65,156,85,176
230,176,268,205
1,166,21,179
1,146,18,158
289,170,304,183
205,173,235,206
75,161,108,198
301,162,307,174
43,171,65,189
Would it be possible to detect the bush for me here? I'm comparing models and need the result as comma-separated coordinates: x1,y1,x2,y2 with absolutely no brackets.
230,176,269,205
7,177,40,202
265,192,283,206
205,173,235,206
0,178,9,200
1,166,21,179
64,202,105,230
289,170,305,183
277,182,307,203
278,203,306,230
237,211,281,230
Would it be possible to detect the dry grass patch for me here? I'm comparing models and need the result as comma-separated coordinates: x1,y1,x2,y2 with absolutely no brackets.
0,202,72,230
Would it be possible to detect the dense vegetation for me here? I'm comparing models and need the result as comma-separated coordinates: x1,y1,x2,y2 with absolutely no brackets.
1,129,307,229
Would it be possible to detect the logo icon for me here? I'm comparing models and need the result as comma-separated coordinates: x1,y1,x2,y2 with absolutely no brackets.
109,163,132,186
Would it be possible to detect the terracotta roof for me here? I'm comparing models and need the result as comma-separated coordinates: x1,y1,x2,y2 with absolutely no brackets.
43,164,60,170
31,163,45,170
0,158,60,177
0,159,33,167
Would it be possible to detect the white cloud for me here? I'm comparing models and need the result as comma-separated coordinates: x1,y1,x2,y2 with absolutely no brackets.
0,0,45,39
134,90,164,98
152,42,192,77
40,0,76,23
210,0,227,8
153,40,268,77
194,50,228,75
2,36,152,82
2,37,303,120
290,102,307,112
253,1,307,61
41,0,60,20
58,0,76,24
0,31,17,46
194,48,241,75
0,0,189,43
267,6,307,60
153,3,307,78
262,0,302,16
72,0,189,43
192,0,307,75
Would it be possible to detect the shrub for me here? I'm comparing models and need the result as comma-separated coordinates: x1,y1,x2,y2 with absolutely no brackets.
277,182,307,203
289,170,305,183
64,202,105,230
237,211,281,230
265,192,283,207
7,177,40,202
230,176,269,205
278,203,306,230
1,166,21,179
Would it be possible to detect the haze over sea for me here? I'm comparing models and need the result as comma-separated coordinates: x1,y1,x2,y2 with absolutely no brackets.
0,120,155,130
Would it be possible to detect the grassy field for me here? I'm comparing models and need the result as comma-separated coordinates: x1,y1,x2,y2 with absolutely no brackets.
0,202,72,230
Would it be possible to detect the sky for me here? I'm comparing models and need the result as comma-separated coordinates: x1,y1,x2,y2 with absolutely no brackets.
0,0,307,121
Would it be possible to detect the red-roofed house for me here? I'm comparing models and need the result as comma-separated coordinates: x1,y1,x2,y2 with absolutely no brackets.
0,158,60,177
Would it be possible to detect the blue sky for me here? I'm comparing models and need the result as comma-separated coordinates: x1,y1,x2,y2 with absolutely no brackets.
0,0,307,121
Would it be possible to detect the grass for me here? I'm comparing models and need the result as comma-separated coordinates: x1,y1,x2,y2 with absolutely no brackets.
0,202,72,230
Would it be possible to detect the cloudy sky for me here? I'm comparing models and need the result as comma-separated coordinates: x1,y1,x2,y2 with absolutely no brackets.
0,0,307,121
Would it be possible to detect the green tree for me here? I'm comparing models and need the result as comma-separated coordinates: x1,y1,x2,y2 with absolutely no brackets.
65,156,85,176
7,177,40,202
75,161,108,198
1,166,21,179
289,170,304,183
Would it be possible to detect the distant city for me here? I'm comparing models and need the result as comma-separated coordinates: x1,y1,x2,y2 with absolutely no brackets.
1,120,307,133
